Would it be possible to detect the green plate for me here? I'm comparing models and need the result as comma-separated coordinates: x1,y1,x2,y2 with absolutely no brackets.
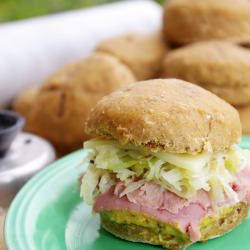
5,137,250,250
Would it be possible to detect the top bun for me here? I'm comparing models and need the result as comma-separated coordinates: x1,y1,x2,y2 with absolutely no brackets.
86,79,241,154
163,0,250,45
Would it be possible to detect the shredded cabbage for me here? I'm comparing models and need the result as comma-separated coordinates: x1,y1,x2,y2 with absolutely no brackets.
80,165,115,204
119,180,145,198
80,139,246,205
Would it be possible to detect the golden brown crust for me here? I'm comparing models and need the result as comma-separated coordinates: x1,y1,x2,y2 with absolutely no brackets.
86,79,241,154
163,0,250,45
236,105,250,135
162,41,250,105
13,53,136,154
96,33,168,81
42,52,136,92
24,85,92,154
203,85,250,106
13,88,38,113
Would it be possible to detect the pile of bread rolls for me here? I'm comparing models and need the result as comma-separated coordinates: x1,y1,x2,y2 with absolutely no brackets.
161,0,250,135
14,0,250,154
14,33,168,154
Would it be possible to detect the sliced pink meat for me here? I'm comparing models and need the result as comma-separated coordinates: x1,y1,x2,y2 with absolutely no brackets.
192,190,211,210
119,182,210,214
235,165,250,203
94,187,205,241
126,182,189,214
236,165,250,190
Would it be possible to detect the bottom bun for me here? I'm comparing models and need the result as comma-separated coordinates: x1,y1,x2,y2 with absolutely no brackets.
99,202,249,250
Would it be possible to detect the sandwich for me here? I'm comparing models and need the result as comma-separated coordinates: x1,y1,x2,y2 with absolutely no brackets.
79,79,250,249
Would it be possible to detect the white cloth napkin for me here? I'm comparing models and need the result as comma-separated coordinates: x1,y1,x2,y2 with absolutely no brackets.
0,0,162,107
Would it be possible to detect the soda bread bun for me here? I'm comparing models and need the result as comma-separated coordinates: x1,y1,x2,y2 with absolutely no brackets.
162,41,250,105
96,33,168,80
163,0,250,45
86,78,241,154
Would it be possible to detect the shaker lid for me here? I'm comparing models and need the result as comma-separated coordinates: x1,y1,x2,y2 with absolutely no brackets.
0,132,56,207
